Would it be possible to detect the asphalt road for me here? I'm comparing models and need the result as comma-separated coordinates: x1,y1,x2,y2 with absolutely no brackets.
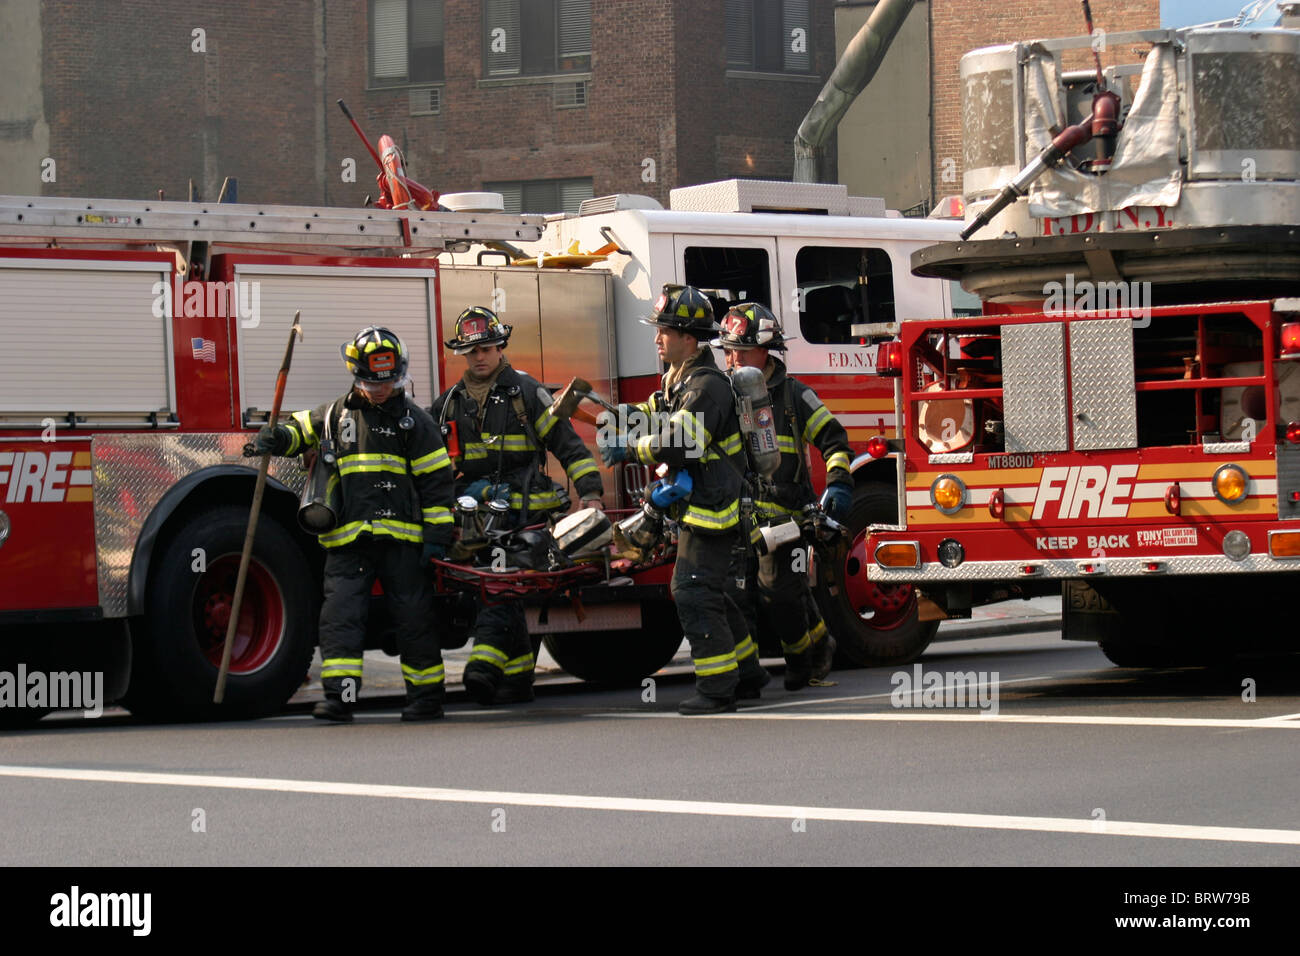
2,630,1297,868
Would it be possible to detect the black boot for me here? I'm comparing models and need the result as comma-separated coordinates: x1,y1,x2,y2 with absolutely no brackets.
400,698,445,722
495,675,535,705
809,634,837,683
678,693,737,715
312,697,353,723
462,669,499,706
783,655,813,691
737,667,772,700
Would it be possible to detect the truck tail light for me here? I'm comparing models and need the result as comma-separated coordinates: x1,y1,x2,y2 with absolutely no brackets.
1212,464,1249,504
988,488,1005,519
875,341,902,377
1164,482,1181,516
1281,322,1300,357
1144,561,1164,573
866,436,889,459
1287,421,1300,444
1270,532,1300,558
874,542,920,569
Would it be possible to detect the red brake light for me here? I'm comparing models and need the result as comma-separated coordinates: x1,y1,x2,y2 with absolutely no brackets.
1282,322,1300,356
1287,421,1300,444
866,436,889,459
875,341,902,377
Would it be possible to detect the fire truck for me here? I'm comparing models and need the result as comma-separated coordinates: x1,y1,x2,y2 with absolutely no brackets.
862,16,1300,664
0,179,964,721
436,178,964,682
0,196,545,721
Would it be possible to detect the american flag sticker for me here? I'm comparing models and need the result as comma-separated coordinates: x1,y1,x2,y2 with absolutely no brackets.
191,337,217,363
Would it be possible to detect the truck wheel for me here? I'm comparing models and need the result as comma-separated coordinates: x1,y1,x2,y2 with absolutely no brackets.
124,505,316,720
814,483,938,667
543,599,684,685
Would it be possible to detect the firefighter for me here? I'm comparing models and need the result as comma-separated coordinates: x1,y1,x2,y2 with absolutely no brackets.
716,302,850,689
254,326,455,723
598,284,771,714
431,306,603,706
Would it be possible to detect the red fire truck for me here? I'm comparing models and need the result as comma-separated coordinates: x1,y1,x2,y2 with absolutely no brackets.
0,180,965,721
861,20,1300,663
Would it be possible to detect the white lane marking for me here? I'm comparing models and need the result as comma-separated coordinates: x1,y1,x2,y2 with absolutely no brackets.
0,764,1295,846
1260,712,1300,722
596,712,1300,729
740,675,1053,712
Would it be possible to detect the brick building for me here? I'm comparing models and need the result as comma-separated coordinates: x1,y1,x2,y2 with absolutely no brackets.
1,0,838,211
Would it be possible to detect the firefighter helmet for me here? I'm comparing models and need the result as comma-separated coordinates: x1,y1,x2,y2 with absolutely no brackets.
715,301,790,351
639,284,720,337
341,326,408,383
444,306,511,355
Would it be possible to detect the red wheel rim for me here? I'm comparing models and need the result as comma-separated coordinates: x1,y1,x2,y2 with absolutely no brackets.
841,529,918,631
195,555,285,674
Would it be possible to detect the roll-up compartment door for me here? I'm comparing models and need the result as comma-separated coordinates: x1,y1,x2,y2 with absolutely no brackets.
234,266,438,414
0,258,173,415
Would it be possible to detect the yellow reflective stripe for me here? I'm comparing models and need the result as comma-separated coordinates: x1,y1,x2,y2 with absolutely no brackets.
319,520,370,547
468,644,508,668
782,632,813,655
826,451,851,473
777,435,798,454
422,506,454,525
631,434,655,464
566,458,599,482
734,636,758,661
411,448,451,475
694,651,738,677
372,520,421,542
667,409,710,449
321,656,363,678
402,663,446,686
292,409,317,445
810,620,828,640
702,432,744,463
755,499,801,518
804,405,833,443
684,499,740,530
337,453,407,476
503,653,535,676
460,443,490,461
483,433,537,452
509,488,566,510
534,408,558,440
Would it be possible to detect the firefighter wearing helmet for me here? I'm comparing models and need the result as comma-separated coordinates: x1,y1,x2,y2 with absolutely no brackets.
430,306,603,706
716,302,850,689
598,285,772,714
254,326,455,722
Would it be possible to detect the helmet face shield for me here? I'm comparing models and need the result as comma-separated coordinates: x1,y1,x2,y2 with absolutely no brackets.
714,301,789,350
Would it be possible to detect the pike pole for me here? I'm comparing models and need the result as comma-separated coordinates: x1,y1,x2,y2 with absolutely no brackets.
214,311,303,703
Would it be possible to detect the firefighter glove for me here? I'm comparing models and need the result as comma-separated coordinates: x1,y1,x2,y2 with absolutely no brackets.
253,424,292,457
820,481,853,521
597,432,628,466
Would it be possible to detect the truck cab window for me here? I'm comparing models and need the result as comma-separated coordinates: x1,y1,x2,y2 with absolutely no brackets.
682,246,772,317
796,246,894,344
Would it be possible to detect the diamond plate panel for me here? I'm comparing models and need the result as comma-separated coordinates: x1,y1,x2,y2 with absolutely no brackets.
869,553,1293,582
1279,444,1300,521
928,452,974,464
94,433,309,617
1069,318,1137,451
1002,322,1068,453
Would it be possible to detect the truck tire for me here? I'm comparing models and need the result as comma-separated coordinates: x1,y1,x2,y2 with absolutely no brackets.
123,505,316,720
542,599,684,685
814,482,939,667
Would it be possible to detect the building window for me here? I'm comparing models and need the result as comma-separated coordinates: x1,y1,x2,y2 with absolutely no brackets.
485,178,594,215
484,0,591,77
371,0,444,86
726,0,811,73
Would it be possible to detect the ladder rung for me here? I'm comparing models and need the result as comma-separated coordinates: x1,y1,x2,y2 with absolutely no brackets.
0,195,544,249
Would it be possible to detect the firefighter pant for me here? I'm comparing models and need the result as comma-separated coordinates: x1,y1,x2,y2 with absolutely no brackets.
317,538,445,704
739,535,830,668
671,526,767,699
464,601,535,689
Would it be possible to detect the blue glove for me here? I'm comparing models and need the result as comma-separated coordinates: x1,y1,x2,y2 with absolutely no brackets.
649,470,692,508
484,482,512,504
421,542,446,563
820,482,853,521
464,478,491,502
598,433,628,466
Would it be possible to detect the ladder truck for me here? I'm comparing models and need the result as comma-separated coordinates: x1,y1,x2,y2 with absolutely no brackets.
860,14,1300,663
0,194,543,721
